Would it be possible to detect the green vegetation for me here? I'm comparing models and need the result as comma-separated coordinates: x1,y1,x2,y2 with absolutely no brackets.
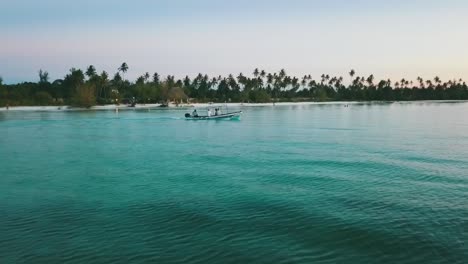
1,65,467,107
72,84,96,108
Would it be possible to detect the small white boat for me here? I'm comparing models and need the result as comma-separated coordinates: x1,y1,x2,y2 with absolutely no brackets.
185,107,242,120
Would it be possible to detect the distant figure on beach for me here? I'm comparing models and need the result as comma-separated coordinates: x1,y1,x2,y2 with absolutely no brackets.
192,109,198,117
6,103,9,110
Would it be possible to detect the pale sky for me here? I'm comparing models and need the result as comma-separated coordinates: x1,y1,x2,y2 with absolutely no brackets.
1,0,468,84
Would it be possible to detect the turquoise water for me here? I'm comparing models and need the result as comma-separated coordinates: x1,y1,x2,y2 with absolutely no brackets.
0,102,467,264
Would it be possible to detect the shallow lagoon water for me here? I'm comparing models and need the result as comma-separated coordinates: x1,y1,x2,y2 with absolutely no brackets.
0,102,467,263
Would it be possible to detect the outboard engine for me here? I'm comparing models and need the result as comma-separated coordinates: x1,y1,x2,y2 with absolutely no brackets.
185,113,191,118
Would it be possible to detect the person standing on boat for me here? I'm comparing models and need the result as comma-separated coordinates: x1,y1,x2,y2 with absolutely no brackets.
192,109,198,117
207,108,212,117
214,108,219,116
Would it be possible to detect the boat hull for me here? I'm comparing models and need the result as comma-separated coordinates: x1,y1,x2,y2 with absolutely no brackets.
185,111,242,120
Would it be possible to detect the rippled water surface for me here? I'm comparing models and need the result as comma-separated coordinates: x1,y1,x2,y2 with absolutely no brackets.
1,102,467,264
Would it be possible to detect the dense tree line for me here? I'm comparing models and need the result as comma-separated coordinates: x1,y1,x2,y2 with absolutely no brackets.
1,64,467,107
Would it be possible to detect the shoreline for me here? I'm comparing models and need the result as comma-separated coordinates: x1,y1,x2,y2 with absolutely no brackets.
1,100,467,112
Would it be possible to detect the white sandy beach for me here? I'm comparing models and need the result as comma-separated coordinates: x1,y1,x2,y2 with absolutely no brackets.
1,101,466,112
0,102,362,112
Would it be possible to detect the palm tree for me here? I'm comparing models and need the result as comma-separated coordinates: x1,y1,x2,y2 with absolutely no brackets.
366,74,374,87
86,65,96,78
100,71,108,81
266,73,273,85
118,62,128,80
210,77,218,90
136,76,145,85
417,77,424,88
237,73,247,90
334,77,343,91
166,75,176,88
153,73,160,85
113,72,122,83
291,77,299,87
308,80,317,97
256,77,264,90
99,71,109,99
183,75,191,85
253,68,259,78
426,80,433,88
38,69,49,83
301,76,307,88
386,79,392,87
349,69,355,86
279,69,286,79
